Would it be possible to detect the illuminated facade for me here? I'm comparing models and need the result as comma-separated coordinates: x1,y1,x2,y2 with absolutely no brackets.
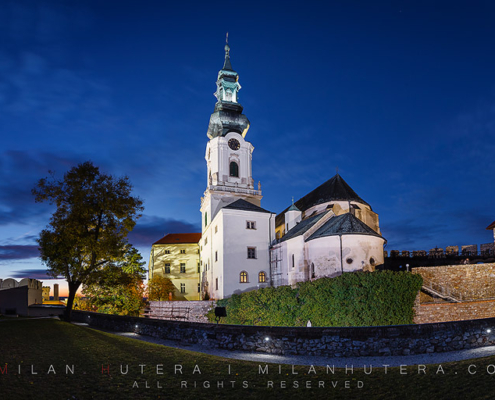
148,233,202,300
200,39,275,300
198,40,386,299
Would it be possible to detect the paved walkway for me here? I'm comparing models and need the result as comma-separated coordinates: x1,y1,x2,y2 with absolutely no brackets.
72,322,495,367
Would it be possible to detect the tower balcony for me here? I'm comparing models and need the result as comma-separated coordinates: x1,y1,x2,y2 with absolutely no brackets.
208,184,261,197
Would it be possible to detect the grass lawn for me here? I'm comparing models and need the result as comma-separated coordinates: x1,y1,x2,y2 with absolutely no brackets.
0,319,494,399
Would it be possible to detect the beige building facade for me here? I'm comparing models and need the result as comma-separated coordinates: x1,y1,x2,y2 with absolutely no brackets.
149,233,202,300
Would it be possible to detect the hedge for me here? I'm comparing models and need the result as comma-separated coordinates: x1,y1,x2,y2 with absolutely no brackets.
209,271,422,327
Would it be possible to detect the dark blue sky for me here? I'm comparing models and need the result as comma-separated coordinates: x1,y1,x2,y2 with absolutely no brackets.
1,0,495,289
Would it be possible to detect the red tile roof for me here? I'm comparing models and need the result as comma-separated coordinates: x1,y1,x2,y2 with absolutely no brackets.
153,233,201,245
487,221,495,230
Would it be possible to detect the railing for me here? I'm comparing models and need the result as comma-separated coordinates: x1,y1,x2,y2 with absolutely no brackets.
421,278,463,302
208,185,261,196
421,277,495,303
387,249,495,259
142,304,191,320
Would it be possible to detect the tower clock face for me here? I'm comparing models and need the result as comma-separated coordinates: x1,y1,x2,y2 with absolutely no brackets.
228,138,240,150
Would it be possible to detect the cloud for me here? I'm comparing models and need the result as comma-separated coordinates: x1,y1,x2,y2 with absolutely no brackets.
129,215,201,247
0,150,88,227
0,245,39,261
9,268,58,279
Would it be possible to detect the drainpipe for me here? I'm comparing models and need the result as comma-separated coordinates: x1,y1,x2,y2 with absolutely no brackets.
269,213,274,287
340,234,344,274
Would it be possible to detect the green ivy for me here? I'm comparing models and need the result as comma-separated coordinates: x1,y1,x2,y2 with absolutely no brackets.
208,271,422,327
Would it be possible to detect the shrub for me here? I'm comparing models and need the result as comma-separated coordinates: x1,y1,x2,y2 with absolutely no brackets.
209,271,422,327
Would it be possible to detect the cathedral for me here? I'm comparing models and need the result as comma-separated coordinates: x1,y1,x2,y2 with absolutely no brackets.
198,40,386,299
149,40,386,300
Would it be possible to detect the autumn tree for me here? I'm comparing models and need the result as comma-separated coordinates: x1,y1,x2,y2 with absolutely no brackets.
147,275,176,301
32,161,144,320
83,246,147,316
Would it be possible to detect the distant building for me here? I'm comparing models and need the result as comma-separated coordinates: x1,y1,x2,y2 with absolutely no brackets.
42,286,50,302
148,233,202,300
0,278,64,316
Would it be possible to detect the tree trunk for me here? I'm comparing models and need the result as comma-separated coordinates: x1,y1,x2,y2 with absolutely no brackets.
63,281,82,321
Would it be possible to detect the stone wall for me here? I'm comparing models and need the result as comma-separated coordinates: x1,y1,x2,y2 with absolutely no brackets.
72,310,495,357
413,263,495,300
414,300,495,324
147,301,215,323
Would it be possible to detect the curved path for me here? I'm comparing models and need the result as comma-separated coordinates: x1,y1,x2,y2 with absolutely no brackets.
73,322,495,367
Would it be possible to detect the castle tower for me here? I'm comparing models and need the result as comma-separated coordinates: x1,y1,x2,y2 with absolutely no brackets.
199,38,274,300
200,37,262,232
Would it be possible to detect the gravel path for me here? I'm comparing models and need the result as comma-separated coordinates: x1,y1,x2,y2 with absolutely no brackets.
73,322,495,367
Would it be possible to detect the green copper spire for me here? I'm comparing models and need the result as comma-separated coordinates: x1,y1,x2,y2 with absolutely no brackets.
223,32,234,71
206,36,250,139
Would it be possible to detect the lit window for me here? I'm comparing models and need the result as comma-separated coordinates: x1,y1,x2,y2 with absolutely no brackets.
164,263,170,274
240,271,248,283
180,263,186,273
258,271,266,283
180,249,186,254
180,283,185,293
229,161,239,177
247,247,256,259
246,221,256,230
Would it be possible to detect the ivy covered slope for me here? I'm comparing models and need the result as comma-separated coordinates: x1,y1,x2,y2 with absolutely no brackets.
211,271,423,327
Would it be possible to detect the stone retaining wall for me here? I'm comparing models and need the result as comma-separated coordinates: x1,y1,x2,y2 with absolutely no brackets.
413,263,495,300
414,300,495,324
72,311,495,357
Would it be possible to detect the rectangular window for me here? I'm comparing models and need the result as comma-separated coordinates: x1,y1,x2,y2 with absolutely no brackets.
180,263,186,273
292,254,295,269
247,247,256,259
198,283,201,293
180,283,185,293
180,249,186,254
215,225,218,233
164,263,170,274
215,251,218,262
205,237,208,245
165,250,170,254
215,277,218,290
197,263,200,273
246,221,256,230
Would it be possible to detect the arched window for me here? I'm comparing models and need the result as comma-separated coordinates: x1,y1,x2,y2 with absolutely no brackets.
229,161,239,177
258,271,266,283
240,271,248,283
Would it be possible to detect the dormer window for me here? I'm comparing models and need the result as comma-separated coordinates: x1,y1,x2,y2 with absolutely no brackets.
229,161,239,177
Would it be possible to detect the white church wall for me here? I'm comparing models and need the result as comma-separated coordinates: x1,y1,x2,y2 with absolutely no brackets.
221,209,272,298
307,235,385,278
286,236,306,286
